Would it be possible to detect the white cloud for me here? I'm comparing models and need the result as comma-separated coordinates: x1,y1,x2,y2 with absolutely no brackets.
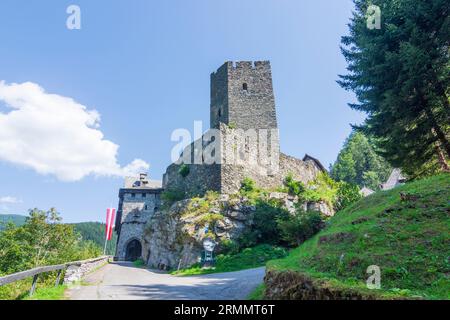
0,81,149,181
0,196,22,204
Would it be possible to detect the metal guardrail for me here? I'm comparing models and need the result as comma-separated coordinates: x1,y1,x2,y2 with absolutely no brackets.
0,256,110,296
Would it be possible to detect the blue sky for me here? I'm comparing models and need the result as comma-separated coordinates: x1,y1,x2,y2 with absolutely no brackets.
0,0,364,223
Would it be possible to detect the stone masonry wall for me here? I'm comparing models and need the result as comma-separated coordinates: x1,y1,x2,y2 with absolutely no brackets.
115,192,161,260
63,256,110,284
227,61,278,130
163,162,221,197
211,61,278,131
163,123,323,196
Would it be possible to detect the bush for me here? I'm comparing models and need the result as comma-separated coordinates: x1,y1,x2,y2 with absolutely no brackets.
284,174,305,196
218,239,240,255
161,189,185,204
277,210,325,247
240,177,257,193
284,172,359,211
239,199,290,247
178,164,190,178
335,181,362,211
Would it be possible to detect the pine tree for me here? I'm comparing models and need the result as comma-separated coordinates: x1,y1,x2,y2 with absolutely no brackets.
338,0,450,177
331,132,392,190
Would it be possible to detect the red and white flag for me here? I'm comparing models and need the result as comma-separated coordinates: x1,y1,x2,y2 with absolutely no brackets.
105,208,116,241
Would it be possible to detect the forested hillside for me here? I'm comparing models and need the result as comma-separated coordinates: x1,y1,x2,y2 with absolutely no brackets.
71,222,117,255
0,214,26,230
0,214,116,255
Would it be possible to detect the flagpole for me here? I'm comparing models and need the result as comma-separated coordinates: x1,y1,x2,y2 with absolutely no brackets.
103,207,109,256
103,202,113,256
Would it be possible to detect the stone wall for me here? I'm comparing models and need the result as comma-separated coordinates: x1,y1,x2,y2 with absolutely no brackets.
211,61,278,131
63,256,110,284
163,123,323,197
115,191,161,260
163,162,221,197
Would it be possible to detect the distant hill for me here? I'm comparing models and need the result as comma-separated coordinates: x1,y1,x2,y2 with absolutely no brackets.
0,215,116,255
0,214,27,230
71,222,117,255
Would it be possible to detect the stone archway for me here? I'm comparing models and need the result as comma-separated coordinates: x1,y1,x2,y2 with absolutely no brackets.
125,239,142,261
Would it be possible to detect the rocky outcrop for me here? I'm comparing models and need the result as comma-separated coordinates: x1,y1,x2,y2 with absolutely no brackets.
141,192,334,271
142,196,257,270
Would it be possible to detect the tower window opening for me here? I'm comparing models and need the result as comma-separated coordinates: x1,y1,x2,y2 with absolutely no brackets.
218,108,222,117
243,83,248,91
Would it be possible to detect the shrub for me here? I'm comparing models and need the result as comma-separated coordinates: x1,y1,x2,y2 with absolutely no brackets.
219,239,240,255
178,164,190,178
239,199,290,247
240,177,257,193
284,174,305,196
161,189,185,204
335,181,362,211
197,213,224,227
277,210,325,247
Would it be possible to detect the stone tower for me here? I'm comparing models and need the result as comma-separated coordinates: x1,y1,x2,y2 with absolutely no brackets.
114,173,162,261
163,61,324,196
210,61,278,130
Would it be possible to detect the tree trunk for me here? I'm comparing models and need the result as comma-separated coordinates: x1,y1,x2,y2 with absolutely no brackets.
422,103,450,158
435,143,450,172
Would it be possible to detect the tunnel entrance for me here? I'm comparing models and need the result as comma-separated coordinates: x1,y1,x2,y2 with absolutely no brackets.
125,239,142,261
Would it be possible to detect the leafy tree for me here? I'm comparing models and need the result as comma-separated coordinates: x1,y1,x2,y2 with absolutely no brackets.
0,208,101,275
338,0,450,177
277,211,325,247
331,131,392,189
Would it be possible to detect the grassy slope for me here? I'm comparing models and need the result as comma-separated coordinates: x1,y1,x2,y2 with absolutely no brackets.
267,174,450,299
172,245,287,276
24,285,67,300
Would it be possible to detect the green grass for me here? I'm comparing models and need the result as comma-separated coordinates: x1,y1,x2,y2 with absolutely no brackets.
133,259,146,268
267,174,450,300
247,284,266,300
23,285,67,300
172,245,288,276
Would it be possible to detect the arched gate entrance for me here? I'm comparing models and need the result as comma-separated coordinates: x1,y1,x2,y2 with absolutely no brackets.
125,239,142,261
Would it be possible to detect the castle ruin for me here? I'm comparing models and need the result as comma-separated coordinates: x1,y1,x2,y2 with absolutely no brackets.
114,61,325,261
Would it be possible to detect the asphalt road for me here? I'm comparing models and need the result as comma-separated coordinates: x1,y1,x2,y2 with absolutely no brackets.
67,262,265,300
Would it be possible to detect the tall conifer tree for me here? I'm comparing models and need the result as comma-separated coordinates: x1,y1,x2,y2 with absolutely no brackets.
339,0,450,176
